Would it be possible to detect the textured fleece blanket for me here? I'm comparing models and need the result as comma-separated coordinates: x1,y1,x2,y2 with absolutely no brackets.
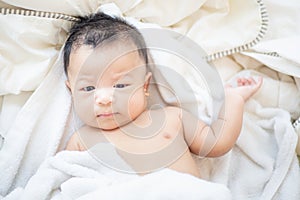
3,151,232,200
1,0,300,200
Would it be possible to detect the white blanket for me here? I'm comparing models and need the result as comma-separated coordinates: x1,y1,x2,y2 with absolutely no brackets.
1,0,300,200
2,91,299,200
3,151,232,200
194,68,300,199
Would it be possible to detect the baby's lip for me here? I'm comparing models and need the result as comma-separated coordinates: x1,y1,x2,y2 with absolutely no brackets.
96,112,117,118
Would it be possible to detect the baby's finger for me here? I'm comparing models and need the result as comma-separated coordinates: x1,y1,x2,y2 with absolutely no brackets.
243,78,250,85
248,77,256,85
242,78,248,85
237,78,243,86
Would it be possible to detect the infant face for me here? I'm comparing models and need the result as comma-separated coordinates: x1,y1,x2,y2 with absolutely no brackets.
67,42,150,130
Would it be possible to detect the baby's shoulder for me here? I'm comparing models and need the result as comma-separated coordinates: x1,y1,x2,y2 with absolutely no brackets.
163,106,181,113
67,126,107,151
164,106,184,118
148,106,181,115
66,130,82,151
150,106,183,121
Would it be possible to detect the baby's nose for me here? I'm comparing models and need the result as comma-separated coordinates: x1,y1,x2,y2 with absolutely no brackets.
94,88,114,105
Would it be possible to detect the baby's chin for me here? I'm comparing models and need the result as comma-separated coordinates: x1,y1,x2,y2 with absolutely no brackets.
82,115,135,131
87,122,119,131
91,120,129,131
97,124,120,131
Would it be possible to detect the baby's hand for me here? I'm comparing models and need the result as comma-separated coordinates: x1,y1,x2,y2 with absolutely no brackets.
225,76,263,101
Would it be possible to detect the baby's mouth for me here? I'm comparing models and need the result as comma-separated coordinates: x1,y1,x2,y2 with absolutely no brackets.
96,112,117,118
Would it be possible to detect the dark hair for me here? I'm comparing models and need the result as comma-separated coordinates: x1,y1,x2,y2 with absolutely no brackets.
63,12,149,76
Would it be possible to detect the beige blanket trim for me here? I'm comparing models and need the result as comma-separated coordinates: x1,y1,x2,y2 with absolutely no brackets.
0,0,268,62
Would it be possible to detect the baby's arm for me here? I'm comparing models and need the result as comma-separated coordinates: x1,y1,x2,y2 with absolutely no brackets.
183,77,263,157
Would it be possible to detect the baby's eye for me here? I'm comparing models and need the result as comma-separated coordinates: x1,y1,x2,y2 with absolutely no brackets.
82,86,95,91
113,84,129,88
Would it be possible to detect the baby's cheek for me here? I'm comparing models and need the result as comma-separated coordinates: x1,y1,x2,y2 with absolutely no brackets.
73,93,97,127
128,89,146,119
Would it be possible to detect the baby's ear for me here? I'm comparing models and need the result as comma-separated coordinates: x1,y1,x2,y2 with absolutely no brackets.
144,72,152,90
65,80,72,92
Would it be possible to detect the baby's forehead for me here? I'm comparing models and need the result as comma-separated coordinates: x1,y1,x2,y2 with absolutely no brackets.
69,44,146,81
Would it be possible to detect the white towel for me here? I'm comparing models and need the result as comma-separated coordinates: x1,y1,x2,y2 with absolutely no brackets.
2,151,232,200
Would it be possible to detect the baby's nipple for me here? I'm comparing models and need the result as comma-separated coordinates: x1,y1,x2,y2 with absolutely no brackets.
163,133,172,139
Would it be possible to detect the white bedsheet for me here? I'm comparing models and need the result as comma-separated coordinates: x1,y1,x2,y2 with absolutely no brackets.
0,0,300,199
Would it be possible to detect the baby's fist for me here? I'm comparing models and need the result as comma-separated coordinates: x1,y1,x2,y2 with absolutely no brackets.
225,76,263,101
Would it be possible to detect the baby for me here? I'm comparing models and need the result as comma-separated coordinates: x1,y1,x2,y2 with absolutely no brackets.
63,12,262,177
